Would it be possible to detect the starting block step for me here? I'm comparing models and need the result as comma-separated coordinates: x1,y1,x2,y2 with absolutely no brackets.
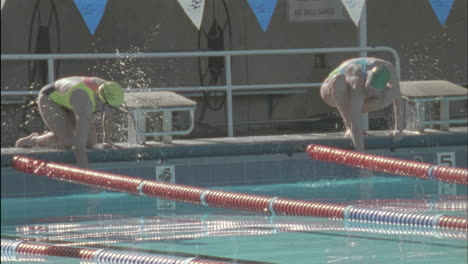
123,91,197,145
400,80,467,132
401,80,467,98
124,91,197,109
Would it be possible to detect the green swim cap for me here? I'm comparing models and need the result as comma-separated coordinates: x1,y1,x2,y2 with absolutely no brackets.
99,81,124,106
369,66,390,90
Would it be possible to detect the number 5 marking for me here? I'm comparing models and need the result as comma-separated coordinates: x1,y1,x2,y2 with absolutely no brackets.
436,152,456,195
437,152,455,167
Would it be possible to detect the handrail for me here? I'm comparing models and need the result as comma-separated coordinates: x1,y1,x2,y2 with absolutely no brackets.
1,47,400,136
1,47,400,61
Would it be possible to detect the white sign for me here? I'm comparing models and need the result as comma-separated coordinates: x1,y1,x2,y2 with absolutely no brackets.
177,0,206,30
288,0,350,22
436,152,456,195
341,0,366,26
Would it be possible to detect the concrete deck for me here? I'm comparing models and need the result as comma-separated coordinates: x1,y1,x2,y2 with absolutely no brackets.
2,128,467,168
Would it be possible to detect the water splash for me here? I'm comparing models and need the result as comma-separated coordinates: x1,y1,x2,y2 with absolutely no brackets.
401,27,454,81
88,24,161,90
87,25,165,143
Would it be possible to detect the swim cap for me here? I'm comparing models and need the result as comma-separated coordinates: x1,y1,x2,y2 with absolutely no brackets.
98,81,124,106
369,66,390,90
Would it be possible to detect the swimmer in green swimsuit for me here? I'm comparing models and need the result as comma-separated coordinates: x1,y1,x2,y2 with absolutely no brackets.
15,76,124,168
320,57,403,152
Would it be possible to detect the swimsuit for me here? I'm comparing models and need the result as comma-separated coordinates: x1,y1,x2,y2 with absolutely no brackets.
328,58,368,78
327,59,389,90
42,77,101,112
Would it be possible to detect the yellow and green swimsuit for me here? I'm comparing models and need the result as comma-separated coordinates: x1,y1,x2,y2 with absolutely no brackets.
43,77,101,112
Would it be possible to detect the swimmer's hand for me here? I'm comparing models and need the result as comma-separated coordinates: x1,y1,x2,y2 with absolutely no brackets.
102,141,123,150
345,129,352,139
390,130,404,142
345,129,368,139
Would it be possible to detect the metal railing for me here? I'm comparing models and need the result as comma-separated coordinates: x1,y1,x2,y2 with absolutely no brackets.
1,47,400,136
406,96,468,128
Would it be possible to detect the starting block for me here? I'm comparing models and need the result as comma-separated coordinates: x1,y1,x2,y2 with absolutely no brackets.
123,91,197,145
400,80,467,132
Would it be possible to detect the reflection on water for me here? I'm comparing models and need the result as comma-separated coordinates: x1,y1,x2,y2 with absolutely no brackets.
2,211,467,264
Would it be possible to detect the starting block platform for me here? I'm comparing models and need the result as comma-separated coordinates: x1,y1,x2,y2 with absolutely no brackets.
400,80,467,132
123,91,197,145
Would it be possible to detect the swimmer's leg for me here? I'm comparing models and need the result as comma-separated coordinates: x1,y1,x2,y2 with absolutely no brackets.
330,75,354,136
321,75,352,132
32,93,75,148
15,133,39,147
320,77,338,108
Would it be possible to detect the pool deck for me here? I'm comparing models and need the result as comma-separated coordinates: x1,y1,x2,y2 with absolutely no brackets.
1,127,467,168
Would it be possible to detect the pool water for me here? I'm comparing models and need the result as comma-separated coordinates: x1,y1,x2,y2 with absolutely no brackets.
1,176,467,264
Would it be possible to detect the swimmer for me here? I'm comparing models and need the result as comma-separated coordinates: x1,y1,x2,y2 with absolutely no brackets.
15,76,124,168
320,57,403,152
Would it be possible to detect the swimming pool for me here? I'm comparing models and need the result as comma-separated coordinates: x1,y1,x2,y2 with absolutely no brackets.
1,133,467,264
1,176,467,264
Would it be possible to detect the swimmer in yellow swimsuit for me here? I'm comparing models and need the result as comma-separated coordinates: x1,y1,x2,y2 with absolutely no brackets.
320,57,403,152
15,76,124,168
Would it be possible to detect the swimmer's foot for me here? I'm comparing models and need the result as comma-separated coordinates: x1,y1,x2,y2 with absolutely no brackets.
15,133,39,148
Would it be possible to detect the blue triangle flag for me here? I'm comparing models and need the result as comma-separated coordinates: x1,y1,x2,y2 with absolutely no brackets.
73,0,108,35
428,0,455,25
247,0,278,32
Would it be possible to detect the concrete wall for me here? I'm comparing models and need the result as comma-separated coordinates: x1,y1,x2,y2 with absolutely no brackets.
1,0,467,146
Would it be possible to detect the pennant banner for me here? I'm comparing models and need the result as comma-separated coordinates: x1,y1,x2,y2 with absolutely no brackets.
1,0,6,10
428,0,455,25
177,0,206,30
248,0,278,32
73,0,108,35
341,0,365,26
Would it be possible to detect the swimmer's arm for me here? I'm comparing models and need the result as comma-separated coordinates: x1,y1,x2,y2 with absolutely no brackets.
102,106,121,149
348,80,365,152
70,90,93,168
393,94,403,132
389,65,404,141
